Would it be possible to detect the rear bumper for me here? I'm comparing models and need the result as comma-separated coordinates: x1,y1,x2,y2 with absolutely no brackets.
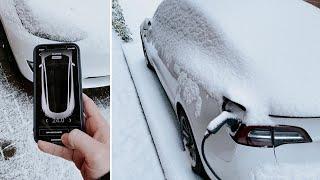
203,130,277,179
275,141,320,163
251,142,320,179
82,75,110,89
205,139,320,179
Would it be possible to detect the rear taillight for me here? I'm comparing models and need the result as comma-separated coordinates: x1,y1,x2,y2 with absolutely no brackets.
233,125,312,147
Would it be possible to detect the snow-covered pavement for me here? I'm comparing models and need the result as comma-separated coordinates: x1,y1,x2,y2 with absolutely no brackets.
113,0,201,179
121,42,201,180
112,33,164,179
0,28,109,179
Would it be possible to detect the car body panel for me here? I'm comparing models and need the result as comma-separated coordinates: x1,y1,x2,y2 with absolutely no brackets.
275,142,320,163
141,0,320,179
145,0,320,119
0,0,109,88
143,41,178,106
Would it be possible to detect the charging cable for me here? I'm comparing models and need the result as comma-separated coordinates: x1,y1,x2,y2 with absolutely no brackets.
201,112,239,180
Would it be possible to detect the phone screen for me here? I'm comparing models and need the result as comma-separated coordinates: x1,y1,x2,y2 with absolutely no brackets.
34,44,84,145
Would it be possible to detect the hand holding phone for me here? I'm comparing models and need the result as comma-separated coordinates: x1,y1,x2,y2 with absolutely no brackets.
34,43,84,145
38,94,110,179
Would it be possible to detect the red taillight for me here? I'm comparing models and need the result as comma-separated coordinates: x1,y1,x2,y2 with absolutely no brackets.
232,125,312,147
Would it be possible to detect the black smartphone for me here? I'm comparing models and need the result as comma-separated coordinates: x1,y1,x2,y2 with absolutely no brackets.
33,43,84,145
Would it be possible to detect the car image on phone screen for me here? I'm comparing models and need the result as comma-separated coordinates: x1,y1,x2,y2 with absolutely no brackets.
34,43,84,145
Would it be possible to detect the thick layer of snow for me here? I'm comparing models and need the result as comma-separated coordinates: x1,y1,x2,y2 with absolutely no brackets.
177,71,202,118
149,0,320,125
112,33,164,179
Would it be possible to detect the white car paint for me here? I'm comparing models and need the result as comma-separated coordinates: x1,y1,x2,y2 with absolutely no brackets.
141,0,320,179
40,51,75,120
0,0,110,88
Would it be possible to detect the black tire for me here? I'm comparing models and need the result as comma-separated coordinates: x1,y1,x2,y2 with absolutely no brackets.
140,34,154,71
178,109,210,179
0,21,13,63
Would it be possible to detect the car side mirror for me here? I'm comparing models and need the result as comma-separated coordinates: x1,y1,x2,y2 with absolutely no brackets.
142,18,152,30
206,111,240,134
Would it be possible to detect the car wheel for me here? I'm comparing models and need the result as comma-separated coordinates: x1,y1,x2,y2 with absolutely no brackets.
178,109,209,179
0,23,13,63
140,34,154,71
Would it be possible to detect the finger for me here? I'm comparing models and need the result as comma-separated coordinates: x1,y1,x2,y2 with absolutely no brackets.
82,93,107,135
93,123,110,144
83,93,102,119
61,129,100,158
72,150,85,169
38,140,73,161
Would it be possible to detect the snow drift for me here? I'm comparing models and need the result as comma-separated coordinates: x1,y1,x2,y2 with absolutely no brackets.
149,0,320,124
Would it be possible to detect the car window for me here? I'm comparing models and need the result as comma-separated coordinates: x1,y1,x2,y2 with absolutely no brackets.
45,55,70,113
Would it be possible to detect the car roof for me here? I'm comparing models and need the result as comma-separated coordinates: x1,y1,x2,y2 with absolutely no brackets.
158,0,320,122
196,0,320,118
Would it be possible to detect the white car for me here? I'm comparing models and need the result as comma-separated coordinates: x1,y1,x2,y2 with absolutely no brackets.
0,0,110,88
141,0,320,179
40,51,75,120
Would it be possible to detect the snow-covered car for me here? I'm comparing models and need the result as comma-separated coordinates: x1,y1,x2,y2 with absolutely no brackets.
0,0,110,88
40,52,75,120
141,0,320,179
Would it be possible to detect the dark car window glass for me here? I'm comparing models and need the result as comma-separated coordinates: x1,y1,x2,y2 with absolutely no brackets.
45,55,70,113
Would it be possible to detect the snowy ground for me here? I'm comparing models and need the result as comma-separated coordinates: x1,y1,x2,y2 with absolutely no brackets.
113,0,201,179
114,1,320,179
112,33,200,180
0,26,109,179
112,33,164,180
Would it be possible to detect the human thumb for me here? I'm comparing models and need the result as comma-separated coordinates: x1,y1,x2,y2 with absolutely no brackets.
62,129,100,157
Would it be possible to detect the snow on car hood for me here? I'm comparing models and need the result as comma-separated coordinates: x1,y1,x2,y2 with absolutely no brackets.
13,0,109,78
150,0,320,124
14,0,108,44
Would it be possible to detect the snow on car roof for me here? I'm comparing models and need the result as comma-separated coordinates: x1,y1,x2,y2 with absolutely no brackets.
196,0,320,119
152,0,320,124
14,0,108,44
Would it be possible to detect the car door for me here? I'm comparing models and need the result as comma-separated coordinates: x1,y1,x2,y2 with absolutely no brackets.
145,6,184,104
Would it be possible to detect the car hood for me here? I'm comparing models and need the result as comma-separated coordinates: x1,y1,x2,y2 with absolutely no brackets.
14,0,109,44
13,0,110,78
